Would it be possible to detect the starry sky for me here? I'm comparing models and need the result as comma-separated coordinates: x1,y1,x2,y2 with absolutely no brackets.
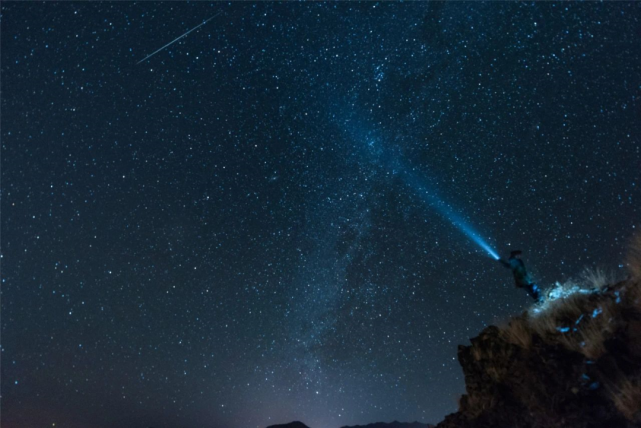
2,2,640,428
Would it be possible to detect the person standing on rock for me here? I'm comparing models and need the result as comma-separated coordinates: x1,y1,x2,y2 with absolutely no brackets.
499,250,543,302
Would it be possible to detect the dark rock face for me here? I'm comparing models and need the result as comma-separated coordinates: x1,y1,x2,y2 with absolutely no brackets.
341,422,434,428
437,279,641,428
266,422,310,428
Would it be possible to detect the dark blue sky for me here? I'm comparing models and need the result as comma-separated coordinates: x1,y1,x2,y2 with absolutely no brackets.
2,2,640,428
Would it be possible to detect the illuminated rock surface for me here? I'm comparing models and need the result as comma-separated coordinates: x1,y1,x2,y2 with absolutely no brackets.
437,275,641,428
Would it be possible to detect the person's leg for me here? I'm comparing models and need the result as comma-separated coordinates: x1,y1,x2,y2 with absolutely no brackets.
527,283,543,302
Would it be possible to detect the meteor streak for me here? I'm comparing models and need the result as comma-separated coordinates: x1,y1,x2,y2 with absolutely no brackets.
137,12,222,64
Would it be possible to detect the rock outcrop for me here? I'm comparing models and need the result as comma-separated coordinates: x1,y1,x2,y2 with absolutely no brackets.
341,422,434,428
266,422,311,428
437,269,641,428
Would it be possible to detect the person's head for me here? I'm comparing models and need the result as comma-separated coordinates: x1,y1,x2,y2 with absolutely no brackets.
509,250,523,259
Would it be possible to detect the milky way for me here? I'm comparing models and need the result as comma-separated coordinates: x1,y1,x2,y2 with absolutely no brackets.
2,3,640,428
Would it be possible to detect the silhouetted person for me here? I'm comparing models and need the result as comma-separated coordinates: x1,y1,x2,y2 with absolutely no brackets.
500,250,543,302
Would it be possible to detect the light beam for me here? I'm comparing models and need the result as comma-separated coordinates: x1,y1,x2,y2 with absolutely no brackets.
399,165,500,260
338,112,500,260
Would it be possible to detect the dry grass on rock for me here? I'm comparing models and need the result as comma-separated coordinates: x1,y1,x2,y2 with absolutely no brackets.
627,231,641,281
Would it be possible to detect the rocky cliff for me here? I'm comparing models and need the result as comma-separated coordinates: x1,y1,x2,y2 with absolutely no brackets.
437,234,641,428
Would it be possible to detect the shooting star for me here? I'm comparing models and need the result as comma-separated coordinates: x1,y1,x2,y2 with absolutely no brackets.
137,12,222,64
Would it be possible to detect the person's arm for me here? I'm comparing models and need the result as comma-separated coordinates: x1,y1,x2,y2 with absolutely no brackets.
498,258,510,268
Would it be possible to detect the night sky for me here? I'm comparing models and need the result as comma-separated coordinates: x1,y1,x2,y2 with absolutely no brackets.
2,2,640,428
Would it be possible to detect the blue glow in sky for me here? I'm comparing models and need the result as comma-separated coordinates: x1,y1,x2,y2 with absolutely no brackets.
341,111,500,261
398,165,500,260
